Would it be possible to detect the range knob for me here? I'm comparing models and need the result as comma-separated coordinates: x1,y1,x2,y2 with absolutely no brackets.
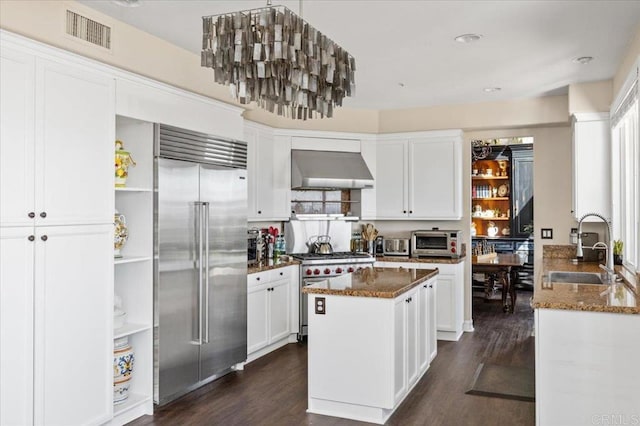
451,247,457,253
313,269,321,275
335,267,343,273
306,269,313,275
347,267,354,273
451,241,457,246
324,268,331,275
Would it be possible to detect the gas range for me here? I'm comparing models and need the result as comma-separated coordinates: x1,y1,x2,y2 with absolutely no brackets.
292,252,374,276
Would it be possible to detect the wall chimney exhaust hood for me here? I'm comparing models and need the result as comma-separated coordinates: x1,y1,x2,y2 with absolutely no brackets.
291,150,374,189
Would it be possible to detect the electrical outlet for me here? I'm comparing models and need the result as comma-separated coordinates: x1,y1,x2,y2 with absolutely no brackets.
315,297,326,315
541,228,553,239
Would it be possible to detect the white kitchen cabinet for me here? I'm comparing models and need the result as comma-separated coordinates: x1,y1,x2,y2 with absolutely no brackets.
571,113,611,221
247,266,296,361
245,123,291,221
375,260,465,341
1,38,115,426
393,287,420,404
535,308,640,426
0,48,114,227
0,225,113,426
418,279,437,372
0,227,35,426
376,131,463,220
307,275,437,424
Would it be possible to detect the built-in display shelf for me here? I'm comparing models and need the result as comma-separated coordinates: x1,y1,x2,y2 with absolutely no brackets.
114,323,152,339
472,197,509,201
471,175,509,180
115,186,152,192
114,256,153,265
473,217,510,221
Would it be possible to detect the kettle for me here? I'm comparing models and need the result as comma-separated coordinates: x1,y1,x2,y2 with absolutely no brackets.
315,235,333,254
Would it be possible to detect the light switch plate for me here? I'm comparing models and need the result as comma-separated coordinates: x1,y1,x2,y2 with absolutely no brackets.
315,297,326,315
541,228,553,239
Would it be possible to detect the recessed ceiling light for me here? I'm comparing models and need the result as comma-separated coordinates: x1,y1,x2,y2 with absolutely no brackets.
111,0,142,7
454,34,482,43
573,56,594,64
483,87,501,93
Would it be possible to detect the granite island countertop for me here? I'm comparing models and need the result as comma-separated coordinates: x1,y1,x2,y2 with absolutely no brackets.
532,245,639,314
302,267,438,299
375,254,466,264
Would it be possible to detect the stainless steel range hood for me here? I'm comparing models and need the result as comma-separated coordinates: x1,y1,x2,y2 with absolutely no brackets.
291,150,374,189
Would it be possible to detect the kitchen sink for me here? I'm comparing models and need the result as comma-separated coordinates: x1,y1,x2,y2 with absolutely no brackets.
547,271,604,284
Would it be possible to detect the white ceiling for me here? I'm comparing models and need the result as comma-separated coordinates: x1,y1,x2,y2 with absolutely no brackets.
80,0,640,111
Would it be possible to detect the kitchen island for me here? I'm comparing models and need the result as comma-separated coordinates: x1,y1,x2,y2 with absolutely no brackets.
302,267,438,424
532,246,639,426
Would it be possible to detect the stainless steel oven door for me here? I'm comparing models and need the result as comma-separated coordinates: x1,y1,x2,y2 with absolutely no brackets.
414,233,449,251
299,275,330,340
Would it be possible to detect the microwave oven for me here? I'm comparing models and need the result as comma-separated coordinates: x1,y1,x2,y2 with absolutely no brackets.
411,230,462,258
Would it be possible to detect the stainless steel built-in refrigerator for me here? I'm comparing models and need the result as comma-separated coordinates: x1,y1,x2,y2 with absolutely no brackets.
154,124,247,405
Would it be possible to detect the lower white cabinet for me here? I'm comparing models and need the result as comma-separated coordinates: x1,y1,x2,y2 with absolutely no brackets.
376,260,465,341
306,275,437,424
1,224,113,426
247,265,297,361
393,287,420,403
418,279,438,371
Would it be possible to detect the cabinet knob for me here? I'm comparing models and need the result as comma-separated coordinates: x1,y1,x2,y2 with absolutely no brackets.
39,212,47,218
256,277,260,281
279,272,283,276
403,210,407,214
429,285,433,288
28,212,35,218
257,210,262,214
41,235,48,241
409,210,413,214
28,235,35,241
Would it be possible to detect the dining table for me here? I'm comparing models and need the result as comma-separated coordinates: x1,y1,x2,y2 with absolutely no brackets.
472,253,526,313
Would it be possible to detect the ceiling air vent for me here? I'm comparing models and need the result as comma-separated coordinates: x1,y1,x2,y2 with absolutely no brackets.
66,10,111,50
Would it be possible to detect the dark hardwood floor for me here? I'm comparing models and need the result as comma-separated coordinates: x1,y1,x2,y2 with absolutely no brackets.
130,290,535,426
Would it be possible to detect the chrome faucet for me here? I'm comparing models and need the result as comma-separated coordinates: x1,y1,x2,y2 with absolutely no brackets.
576,212,615,282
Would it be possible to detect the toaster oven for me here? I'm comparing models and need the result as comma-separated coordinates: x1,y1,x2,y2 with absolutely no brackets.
411,229,462,258
383,238,410,256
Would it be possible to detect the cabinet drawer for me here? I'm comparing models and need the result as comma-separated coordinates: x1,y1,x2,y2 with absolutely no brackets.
269,265,293,281
248,270,270,288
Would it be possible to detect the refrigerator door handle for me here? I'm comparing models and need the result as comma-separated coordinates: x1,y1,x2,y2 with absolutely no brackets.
196,201,205,346
203,202,210,344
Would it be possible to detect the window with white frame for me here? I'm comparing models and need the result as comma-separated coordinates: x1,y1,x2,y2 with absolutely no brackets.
611,61,639,272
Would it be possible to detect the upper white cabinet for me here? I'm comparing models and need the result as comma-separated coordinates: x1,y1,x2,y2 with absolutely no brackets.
1,47,114,227
376,131,463,220
245,123,291,221
571,113,611,221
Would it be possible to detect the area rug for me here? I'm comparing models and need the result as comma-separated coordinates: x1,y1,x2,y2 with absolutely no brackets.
466,363,535,402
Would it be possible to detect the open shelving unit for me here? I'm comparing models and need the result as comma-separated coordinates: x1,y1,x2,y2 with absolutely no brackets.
471,157,511,238
111,116,154,425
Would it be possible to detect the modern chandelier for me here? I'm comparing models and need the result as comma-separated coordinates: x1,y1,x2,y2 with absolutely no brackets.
201,4,355,120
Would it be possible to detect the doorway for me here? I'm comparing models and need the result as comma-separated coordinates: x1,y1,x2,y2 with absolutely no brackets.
470,137,535,316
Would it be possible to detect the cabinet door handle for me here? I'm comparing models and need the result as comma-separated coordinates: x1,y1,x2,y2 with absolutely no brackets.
429,285,433,288
39,212,47,218
41,235,48,241
28,212,35,218
28,235,35,241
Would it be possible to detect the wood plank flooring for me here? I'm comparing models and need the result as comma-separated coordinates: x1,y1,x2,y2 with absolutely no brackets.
130,290,535,426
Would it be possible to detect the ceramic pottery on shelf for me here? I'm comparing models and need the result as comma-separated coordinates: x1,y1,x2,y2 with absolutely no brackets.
113,336,134,404
115,139,136,188
114,210,129,258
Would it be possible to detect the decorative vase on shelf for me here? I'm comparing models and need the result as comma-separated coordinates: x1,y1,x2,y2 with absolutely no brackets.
115,140,136,188
487,222,499,237
114,210,129,258
113,336,134,404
